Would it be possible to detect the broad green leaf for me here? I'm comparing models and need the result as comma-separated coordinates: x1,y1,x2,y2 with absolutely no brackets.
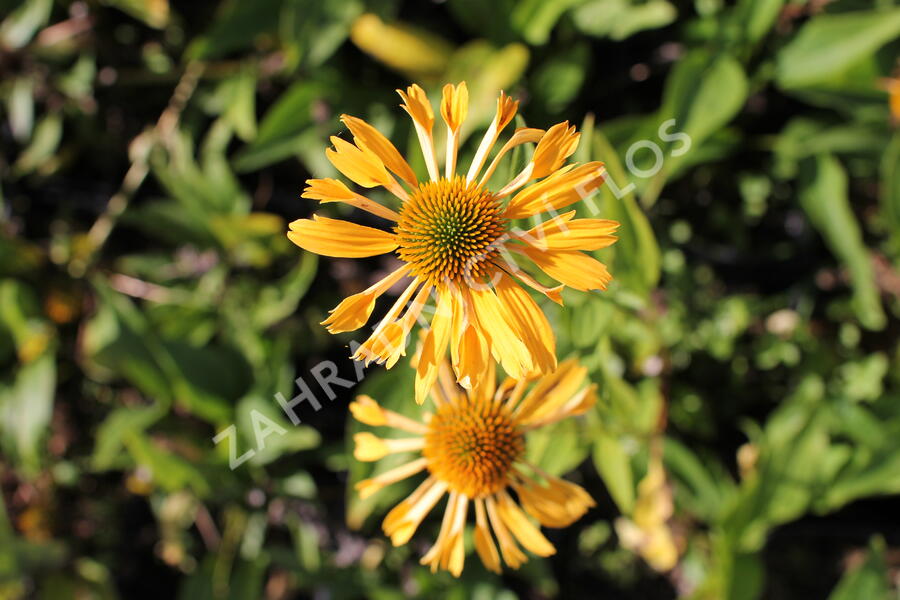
593,431,634,512
222,69,258,142
0,353,55,475
798,154,885,330
574,0,676,40
776,8,900,89
657,50,748,179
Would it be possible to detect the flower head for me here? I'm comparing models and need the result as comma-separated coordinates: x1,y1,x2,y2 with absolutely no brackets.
350,358,597,575
289,83,619,403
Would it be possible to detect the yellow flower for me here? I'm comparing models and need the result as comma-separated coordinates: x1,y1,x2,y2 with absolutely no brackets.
289,83,619,403
350,358,597,576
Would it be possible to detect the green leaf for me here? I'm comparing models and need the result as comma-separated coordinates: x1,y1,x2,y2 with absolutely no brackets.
829,537,890,600
592,431,634,512
0,0,52,49
511,0,584,45
592,128,661,295
0,353,55,476
881,132,900,245
222,69,258,142
776,8,900,89
12,112,62,176
657,50,748,178
798,154,885,330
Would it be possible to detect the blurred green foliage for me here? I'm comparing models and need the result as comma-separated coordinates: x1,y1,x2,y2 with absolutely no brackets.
2,0,900,598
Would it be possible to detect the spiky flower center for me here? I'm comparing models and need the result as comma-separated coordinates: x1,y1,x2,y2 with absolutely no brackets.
423,396,523,498
395,176,506,285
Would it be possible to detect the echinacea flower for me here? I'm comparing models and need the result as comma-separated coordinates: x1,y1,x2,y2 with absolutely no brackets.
289,82,619,403
349,358,597,575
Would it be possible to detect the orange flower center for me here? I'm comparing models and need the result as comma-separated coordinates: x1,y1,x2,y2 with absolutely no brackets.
395,176,506,285
423,396,523,498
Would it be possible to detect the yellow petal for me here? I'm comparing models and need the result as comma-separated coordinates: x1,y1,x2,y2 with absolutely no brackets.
495,491,555,557
521,212,619,251
414,287,453,404
532,121,580,178
474,498,502,574
322,265,409,333
467,285,533,380
341,115,418,188
355,457,427,499
349,395,387,426
493,274,557,376
397,83,434,130
287,215,397,258
302,178,400,221
504,161,606,220
398,84,439,181
495,90,519,131
479,127,545,187
520,246,612,292
384,478,447,545
353,432,390,461
449,288,491,391
485,495,528,569
325,136,390,188
466,90,520,182
353,279,422,366
515,358,588,424
440,81,468,132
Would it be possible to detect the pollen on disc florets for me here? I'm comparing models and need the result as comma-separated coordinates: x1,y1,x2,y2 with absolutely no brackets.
423,396,524,498
395,176,506,285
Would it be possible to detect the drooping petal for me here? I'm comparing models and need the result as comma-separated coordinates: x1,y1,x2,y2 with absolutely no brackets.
493,273,556,375
341,114,418,188
287,215,397,258
514,358,588,424
321,264,410,333
466,284,533,380
353,278,422,366
384,477,448,545
302,178,400,221
513,473,595,528
449,285,491,392
414,286,453,404
474,498,502,573
495,491,556,557
485,495,528,569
